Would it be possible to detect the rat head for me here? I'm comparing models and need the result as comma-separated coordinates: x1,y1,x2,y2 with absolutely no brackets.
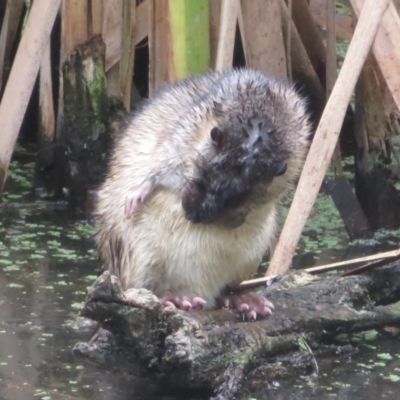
182,109,291,226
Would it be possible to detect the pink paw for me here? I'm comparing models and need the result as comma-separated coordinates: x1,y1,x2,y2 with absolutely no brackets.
218,292,274,321
124,179,155,219
160,295,206,311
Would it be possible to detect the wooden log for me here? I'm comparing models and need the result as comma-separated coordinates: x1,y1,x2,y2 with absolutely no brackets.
215,0,239,71
267,0,391,277
0,0,24,94
62,35,109,210
74,265,400,398
0,0,61,198
350,0,400,112
240,0,286,78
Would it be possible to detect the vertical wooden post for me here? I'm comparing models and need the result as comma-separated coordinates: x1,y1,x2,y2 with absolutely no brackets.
280,0,326,123
90,0,103,36
240,0,287,78
0,0,61,198
209,0,222,68
326,0,343,175
215,0,239,71
149,0,174,93
120,0,136,110
38,41,55,169
291,0,327,85
57,0,89,140
103,0,123,98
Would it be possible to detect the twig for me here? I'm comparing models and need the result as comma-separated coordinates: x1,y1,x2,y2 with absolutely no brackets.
239,248,400,289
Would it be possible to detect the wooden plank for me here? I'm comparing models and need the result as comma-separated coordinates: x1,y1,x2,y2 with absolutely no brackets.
0,0,61,197
0,0,24,93
309,0,353,40
209,0,222,69
326,0,343,175
103,0,122,97
120,0,136,110
292,0,326,85
103,0,122,72
326,177,372,240
149,0,174,94
61,0,88,60
103,0,149,72
350,0,400,112
279,0,325,123
267,0,391,277
240,0,286,78
90,0,103,35
134,0,150,44
38,41,55,167
280,0,321,86
215,0,239,71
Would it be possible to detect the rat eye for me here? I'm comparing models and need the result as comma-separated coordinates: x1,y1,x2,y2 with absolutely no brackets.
210,127,225,148
275,161,287,177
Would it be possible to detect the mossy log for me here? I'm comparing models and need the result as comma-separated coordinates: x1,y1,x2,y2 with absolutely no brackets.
74,263,400,399
60,35,112,210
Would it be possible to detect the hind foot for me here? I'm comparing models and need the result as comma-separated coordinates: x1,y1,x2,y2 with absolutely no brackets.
218,292,274,321
160,295,206,311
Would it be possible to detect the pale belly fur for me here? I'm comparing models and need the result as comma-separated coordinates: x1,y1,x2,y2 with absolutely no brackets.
116,190,277,307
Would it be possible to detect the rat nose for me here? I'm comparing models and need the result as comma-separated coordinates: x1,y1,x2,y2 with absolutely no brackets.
244,118,275,150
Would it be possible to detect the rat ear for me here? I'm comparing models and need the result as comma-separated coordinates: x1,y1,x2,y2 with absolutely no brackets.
210,127,226,149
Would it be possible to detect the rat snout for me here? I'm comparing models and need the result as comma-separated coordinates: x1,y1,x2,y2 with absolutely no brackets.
243,117,276,153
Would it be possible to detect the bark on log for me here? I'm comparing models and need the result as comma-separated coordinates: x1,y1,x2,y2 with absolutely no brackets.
74,263,400,399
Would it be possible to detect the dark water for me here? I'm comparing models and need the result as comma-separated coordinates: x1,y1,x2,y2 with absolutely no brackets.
1,156,400,399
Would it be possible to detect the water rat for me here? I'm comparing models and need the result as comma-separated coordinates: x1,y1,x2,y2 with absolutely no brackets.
94,69,311,320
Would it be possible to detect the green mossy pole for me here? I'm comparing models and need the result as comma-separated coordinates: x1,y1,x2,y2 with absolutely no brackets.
168,0,210,79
